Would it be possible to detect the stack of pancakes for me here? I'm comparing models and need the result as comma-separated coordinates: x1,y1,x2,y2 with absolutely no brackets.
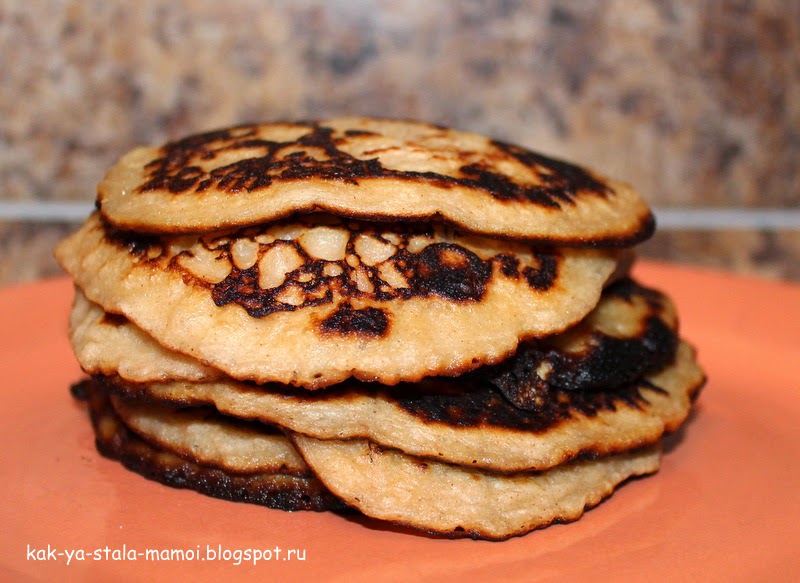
56,117,704,540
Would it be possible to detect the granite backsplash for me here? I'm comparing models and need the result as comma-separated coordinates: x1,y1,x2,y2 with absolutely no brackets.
1,0,798,284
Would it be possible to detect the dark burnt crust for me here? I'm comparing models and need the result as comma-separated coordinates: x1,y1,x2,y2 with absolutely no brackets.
98,372,658,436
99,312,129,327
100,216,561,322
523,252,559,290
210,240,511,320
385,377,660,433
485,278,679,411
73,380,348,513
318,303,390,338
106,398,314,478
102,219,161,254
96,370,672,444
401,242,494,301
488,140,611,204
136,121,610,207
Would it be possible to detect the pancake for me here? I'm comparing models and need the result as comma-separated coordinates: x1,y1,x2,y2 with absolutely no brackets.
73,380,346,512
487,276,680,409
70,276,673,390
98,341,703,473
69,287,222,383
85,278,697,472
109,394,308,476
55,213,621,388
55,115,705,540
96,117,654,246
289,433,661,540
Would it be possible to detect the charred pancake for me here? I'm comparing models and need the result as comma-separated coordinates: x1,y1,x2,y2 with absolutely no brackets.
109,394,308,475
289,433,661,541
97,117,654,246
69,287,222,383
487,277,680,410
98,341,703,473
55,213,621,388
73,380,345,512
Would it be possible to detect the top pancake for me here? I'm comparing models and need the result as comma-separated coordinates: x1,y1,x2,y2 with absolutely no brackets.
97,117,654,246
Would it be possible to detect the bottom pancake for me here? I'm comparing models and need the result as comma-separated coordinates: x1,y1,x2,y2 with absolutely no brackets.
74,378,664,540
290,434,661,541
72,380,347,513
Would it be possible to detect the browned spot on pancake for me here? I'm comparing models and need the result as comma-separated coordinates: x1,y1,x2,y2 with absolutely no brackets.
103,222,161,257
489,141,611,204
607,276,665,307
70,379,91,401
211,261,335,318
522,252,559,291
495,254,520,277
100,312,129,327
75,379,348,513
343,129,380,137
135,122,612,208
101,216,546,318
319,303,390,337
401,243,491,301
587,211,655,249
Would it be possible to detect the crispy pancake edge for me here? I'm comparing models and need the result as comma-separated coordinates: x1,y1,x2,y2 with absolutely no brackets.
72,380,347,513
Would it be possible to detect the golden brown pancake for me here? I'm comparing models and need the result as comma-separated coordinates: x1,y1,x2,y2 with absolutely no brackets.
55,213,620,388
97,341,703,473
77,277,699,473
289,433,661,541
97,117,654,246
70,276,672,394
55,116,705,541
109,395,308,476
73,380,346,512
69,287,222,383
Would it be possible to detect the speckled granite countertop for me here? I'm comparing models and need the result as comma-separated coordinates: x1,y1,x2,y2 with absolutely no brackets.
1,0,798,284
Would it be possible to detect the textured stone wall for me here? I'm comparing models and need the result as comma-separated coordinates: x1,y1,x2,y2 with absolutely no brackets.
1,0,798,284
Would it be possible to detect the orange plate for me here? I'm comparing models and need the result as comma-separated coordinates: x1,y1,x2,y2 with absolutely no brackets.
1,262,799,583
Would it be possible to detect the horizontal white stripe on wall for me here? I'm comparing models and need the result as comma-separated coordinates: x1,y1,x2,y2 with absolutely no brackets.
1,201,799,230
654,209,800,230
0,201,95,222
